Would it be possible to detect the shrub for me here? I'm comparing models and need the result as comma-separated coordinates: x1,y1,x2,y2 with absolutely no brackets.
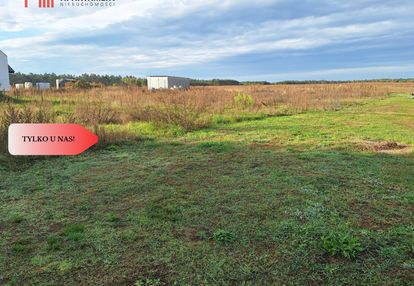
234,93,254,108
321,230,364,259
73,80,92,89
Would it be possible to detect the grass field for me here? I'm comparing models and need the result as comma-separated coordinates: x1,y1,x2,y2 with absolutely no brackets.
0,84,413,285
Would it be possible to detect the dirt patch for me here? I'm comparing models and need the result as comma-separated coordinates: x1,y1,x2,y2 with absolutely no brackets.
48,223,63,233
357,140,412,154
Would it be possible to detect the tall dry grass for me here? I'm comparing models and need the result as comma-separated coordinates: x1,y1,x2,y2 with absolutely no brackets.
0,100,56,153
13,82,404,111
1,82,412,150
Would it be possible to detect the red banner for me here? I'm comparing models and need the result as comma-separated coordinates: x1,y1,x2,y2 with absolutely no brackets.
8,124,98,156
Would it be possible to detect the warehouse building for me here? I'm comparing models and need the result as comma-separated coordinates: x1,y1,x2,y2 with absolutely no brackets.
0,50,14,91
25,82,33,89
147,76,190,90
36,83,51,90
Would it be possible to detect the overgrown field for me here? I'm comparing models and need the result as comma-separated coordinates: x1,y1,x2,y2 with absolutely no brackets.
0,83,413,285
0,82,407,148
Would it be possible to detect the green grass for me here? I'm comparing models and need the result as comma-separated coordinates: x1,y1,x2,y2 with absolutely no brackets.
0,95,413,285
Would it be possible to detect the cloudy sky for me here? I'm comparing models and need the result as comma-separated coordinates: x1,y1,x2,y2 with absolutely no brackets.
1,0,414,81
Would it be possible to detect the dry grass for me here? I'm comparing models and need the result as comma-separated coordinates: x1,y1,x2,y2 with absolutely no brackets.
0,101,56,153
9,82,407,112
74,102,122,125
93,125,138,146
355,140,412,154
1,82,412,151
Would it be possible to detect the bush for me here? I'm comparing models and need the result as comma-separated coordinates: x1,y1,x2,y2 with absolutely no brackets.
321,230,364,259
234,93,254,108
73,80,92,89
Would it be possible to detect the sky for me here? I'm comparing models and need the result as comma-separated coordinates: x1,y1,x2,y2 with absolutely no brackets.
1,0,414,81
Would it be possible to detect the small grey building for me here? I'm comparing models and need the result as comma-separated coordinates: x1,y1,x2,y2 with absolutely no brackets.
147,76,190,90
36,83,51,90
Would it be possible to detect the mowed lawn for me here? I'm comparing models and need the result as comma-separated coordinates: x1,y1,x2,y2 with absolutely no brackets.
0,95,413,285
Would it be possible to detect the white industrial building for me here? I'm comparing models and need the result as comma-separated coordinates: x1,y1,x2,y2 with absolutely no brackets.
147,76,190,90
25,82,33,89
36,83,51,90
0,50,14,91
15,82,50,90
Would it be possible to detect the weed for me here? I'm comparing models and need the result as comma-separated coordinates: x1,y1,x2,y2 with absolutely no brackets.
57,261,73,272
108,212,122,224
62,224,86,242
213,230,237,244
47,235,61,251
8,212,25,223
12,240,32,253
321,230,364,259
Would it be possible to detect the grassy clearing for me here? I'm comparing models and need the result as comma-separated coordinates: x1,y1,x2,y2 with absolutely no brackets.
0,86,413,285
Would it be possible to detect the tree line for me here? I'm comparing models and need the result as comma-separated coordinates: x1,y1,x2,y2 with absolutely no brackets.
10,74,249,87
10,73,147,87
10,73,414,87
